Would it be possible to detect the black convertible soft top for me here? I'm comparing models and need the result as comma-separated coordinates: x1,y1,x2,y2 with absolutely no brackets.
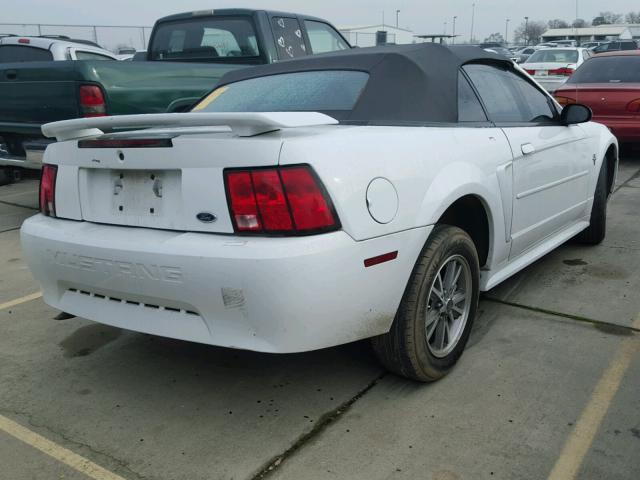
217,43,512,124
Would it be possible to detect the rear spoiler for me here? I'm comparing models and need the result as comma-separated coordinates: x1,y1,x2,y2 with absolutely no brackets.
41,112,339,141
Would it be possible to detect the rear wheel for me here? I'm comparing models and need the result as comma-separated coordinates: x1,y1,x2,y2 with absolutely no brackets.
575,162,608,245
0,167,13,186
372,225,480,382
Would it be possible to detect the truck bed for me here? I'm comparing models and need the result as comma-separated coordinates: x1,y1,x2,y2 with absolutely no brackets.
0,60,243,168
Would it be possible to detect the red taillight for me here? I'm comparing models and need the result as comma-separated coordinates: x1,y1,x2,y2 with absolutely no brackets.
18,38,30,44
280,167,336,231
39,164,57,217
626,99,640,113
79,85,106,117
549,67,575,76
225,165,339,235
525,69,536,75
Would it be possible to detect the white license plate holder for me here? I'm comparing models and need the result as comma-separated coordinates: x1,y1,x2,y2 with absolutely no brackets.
112,170,165,217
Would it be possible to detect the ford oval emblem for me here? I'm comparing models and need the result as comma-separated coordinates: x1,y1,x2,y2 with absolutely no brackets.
196,212,217,223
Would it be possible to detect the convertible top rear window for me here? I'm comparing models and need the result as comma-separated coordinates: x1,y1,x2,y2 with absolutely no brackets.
193,70,369,118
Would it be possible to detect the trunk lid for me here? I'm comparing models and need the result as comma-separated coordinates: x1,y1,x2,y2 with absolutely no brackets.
556,83,640,118
61,129,285,234
44,112,339,233
524,62,576,79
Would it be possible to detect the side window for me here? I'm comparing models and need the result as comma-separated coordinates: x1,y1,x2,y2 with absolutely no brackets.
75,51,114,61
0,45,53,62
271,17,307,59
508,72,557,122
464,63,556,123
304,20,349,54
463,64,524,122
458,74,487,122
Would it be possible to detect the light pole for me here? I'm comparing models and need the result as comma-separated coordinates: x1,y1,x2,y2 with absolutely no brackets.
524,16,529,46
505,18,510,45
470,3,476,43
444,21,448,35
452,16,457,44
396,10,400,28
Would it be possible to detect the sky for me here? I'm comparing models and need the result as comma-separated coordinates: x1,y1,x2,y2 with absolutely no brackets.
1,0,639,47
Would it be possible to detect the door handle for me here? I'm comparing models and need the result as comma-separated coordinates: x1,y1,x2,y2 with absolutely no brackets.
521,143,536,155
5,70,17,80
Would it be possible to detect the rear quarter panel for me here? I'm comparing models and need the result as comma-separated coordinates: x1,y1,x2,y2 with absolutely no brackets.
279,125,514,267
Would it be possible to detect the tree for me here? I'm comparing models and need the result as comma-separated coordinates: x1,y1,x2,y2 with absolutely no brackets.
513,20,547,45
572,18,590,28
593,11,623,25
484,33,505,44
548,19,569,29
626,12,640,23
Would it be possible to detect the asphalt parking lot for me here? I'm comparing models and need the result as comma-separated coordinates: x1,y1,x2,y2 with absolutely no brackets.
0,156,639,480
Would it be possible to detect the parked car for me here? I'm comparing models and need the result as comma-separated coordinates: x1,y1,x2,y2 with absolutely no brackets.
554,40,577,47
483,46,518,62
21,44,617,382
0,8,351,177
554,50,640,144
536,42,558,48
581,41,605,49
513,46,537,63
593,40,639,54
0,35,117,61
523,47,593,92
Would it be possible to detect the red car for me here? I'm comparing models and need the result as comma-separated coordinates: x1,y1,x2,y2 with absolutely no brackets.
554,51,640,143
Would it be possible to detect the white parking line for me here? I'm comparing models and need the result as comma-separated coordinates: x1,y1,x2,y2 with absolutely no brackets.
547,314,640,480
0,414,126,480
0,292,42,311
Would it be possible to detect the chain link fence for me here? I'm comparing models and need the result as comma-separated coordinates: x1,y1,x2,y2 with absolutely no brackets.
0,23,153,53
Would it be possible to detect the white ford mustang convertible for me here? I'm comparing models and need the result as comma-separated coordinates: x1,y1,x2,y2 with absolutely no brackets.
22,44,617,381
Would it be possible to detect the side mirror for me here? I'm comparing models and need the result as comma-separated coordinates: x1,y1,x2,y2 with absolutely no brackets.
560,104,592,125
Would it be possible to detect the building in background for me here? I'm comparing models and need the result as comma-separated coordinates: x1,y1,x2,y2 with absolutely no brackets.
339,24,415,47
541,24,640,44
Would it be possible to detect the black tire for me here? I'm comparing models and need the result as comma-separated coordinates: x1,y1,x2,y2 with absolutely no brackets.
0,167,13,186
371,225,480,382
575,163,608,245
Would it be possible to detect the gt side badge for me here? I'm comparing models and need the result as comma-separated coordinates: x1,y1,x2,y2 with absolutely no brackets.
197,212,217,223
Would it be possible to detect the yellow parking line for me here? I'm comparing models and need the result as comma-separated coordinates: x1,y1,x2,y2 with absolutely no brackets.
0,414,125,480
547,314,640,480
0,292,42,311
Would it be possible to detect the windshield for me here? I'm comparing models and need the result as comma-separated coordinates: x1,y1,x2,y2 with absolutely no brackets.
569,56,640,83
150,16,260,61
526,49,579,64
192,70,369,120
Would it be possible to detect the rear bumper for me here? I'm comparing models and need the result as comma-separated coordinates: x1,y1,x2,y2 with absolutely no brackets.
0,153,42,170
0,138,50,170
21,215,431,353
593,117,640,143
533,77,568,93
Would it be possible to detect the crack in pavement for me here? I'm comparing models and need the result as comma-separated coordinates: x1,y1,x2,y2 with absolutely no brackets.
0,407,147,480
597,244,640,253
250,372,386,480
482,296,640,334
613,167,640,194
0,199,38,211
